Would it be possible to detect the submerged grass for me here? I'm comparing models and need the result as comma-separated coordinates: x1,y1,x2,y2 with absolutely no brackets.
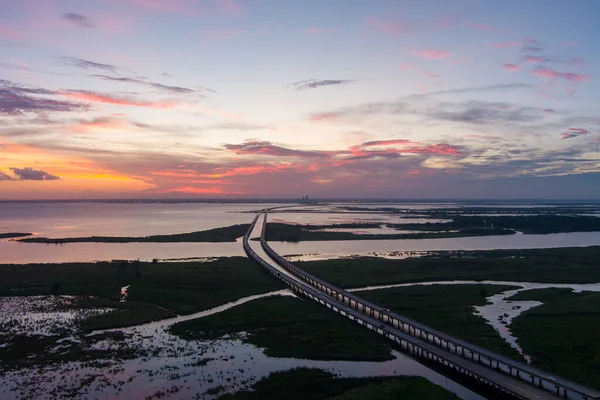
264,222,513,242
0,232,32,239
170,296,393,361
217,368,459,400
509,289,600,389
357,284,521,359
18,224,249,243
297,246,600,287
0,257,284,329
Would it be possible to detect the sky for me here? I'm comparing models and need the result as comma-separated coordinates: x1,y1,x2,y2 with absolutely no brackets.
1,0,599,200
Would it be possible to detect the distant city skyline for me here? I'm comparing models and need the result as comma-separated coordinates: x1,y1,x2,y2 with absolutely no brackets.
1,0,599,199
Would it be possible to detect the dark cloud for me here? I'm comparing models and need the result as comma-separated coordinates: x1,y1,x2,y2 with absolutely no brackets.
310,83,533,121
62,13,93,28
90,74,212,95
59,56,119,73
9,167,60,181
0,80,89,116
289,79,356,91
224,141,329,158
426,101,541,125
561,128,590,140
406,83,533,98
0,171,16,181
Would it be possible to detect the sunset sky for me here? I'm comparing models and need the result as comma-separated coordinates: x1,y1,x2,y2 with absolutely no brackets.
1,0,599,199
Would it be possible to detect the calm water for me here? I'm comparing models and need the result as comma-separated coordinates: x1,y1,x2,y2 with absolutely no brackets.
0,202,283,238
272,231,600,257
1,202,600,264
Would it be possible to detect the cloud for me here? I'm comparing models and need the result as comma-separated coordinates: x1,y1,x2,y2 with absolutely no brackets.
0,80,89,116
523,55,584,66
0,23,21,41
67,116,137,133
0,170,16,181
289,79,356,91
426,101,542,125
161,186,227,194
306,27,337,34
366,17,409,35
90,74,213,95
222,139,464,167
532,67,589,82
309,84,533,122
9,167,60,181
59,90,178,109
59,56,119,73
411,49,452,60
224,141,329,158
503,63,520,72
561,128,590,139
62,13,94,28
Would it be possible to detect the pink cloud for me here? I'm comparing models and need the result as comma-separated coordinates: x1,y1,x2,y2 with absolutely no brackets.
59,91,178,109
524,56,544,63
532,67,589,82
366,17,409,35
411,49,452,60
503,63,520,72
218,0,244,15
0,23,22,41
561,128,590,139
306,27,337,34
567,128,590,133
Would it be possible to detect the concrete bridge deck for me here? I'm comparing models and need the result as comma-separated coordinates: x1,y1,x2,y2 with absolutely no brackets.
243,210,600,400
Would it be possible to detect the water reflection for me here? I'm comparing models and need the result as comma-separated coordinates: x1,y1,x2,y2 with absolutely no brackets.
272,231,600,258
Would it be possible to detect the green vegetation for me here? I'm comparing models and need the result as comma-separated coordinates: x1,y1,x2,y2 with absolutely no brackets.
0,331,140,372
0,232,32,239
408,215,600,234
264,214,600,242
508,288,600,389
357,285,520,359
170,296,393,361
264,222,514,242
0,257,284,329
298,246,600,288
18,224,249,243
217,368,459,400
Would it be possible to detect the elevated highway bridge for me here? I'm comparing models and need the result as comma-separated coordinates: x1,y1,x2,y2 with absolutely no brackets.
243,210,600,400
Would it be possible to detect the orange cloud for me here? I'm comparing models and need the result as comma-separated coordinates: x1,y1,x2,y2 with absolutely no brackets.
0,140,154,198
161,186,227,194
67,116,134,133
59,91,178,109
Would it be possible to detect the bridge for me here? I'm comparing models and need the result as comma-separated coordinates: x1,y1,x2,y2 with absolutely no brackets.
242,210,600,400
